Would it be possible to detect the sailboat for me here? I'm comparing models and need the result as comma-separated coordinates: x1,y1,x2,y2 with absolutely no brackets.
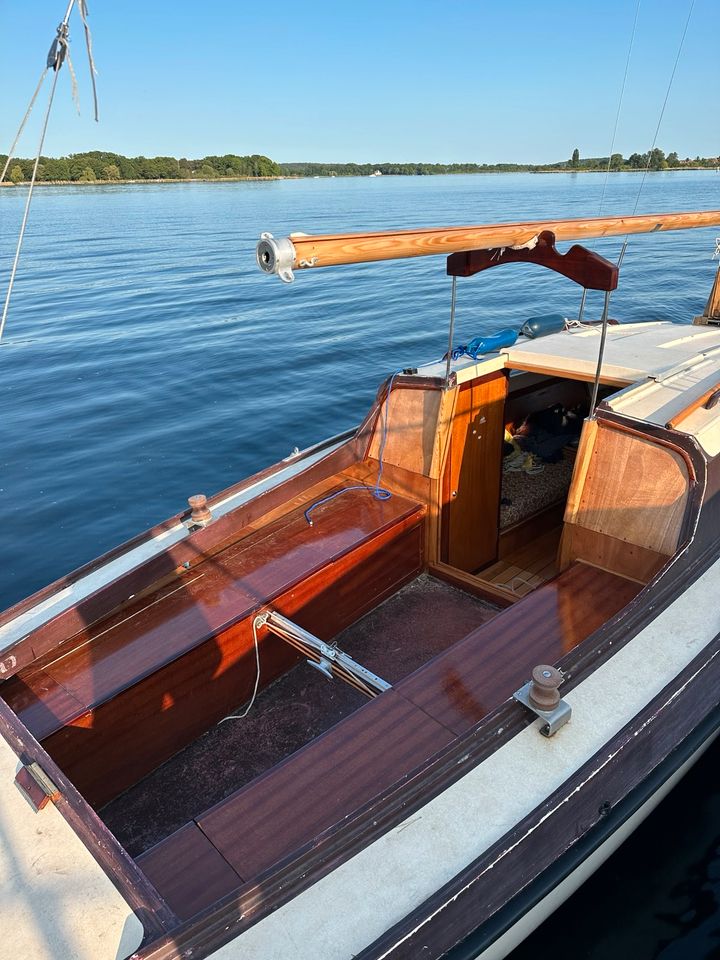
2,207,720,959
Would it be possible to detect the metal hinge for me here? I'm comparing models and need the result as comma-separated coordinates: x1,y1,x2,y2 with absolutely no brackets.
15,761,61,811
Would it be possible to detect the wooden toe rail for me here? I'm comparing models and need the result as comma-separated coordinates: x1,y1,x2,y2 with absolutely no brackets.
666,379,720,429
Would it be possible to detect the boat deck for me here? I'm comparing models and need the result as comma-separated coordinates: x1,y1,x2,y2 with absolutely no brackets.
136,561,641,921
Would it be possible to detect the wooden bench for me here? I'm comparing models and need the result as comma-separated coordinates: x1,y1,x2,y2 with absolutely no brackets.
2,481,426,806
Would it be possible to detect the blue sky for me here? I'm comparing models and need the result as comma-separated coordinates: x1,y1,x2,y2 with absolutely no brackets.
1,0,717,163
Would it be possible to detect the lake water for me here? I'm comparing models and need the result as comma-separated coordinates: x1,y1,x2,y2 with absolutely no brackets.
1,171,719,956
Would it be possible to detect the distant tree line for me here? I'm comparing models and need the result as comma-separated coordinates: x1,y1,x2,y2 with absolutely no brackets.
282,149,719,178
565,146,718,172
0,151,280,183
1,148,717,184
278,161,536,176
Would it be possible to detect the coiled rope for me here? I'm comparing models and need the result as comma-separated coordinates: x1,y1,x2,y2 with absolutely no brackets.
303,370,400,525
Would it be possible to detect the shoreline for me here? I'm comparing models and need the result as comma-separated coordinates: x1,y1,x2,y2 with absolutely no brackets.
0,167,716,188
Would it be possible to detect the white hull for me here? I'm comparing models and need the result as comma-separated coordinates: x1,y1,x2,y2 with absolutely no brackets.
477,727,719,960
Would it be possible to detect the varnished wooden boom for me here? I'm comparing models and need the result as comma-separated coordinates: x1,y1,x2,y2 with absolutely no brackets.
262,210,720,274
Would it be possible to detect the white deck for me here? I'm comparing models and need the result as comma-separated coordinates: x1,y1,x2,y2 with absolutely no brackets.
505,321,720,384
417,320,720,455
0,738,143,960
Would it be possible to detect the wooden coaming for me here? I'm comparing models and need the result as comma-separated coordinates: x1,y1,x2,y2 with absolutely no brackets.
367,384,443,476
361,376,457,565
573,426,689,554
560,419,692,580
698,262,720,321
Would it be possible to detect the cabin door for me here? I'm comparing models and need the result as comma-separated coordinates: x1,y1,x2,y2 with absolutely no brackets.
441,371,507,572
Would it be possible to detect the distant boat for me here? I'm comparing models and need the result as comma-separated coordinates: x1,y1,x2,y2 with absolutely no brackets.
369,169,383,177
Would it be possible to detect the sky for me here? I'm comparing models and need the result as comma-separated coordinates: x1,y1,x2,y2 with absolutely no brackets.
0,0,718,164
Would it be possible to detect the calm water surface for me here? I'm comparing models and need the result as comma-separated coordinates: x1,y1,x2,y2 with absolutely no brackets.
1,172,719,956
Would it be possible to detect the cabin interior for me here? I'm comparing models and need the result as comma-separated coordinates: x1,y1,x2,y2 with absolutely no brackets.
0,355,694,922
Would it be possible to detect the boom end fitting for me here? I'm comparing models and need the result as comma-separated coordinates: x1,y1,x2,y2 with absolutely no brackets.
256,233,297,283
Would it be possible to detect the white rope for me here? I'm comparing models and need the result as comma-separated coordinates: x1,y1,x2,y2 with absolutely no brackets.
78,0,99,122
219,614,267,722
65,47,81,114
598,0,641,214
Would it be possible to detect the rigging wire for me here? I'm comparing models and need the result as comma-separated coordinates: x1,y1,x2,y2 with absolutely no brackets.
617,0,696,267
590,0,695,413
0,69,50,185
576,0,640,323
0,68,63,347
598,0,642,215
0,0,98,347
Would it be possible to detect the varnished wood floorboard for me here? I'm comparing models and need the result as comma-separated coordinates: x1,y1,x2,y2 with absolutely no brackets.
478,526,562,598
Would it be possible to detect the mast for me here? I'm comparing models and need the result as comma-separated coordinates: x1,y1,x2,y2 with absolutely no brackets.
256,210,720,282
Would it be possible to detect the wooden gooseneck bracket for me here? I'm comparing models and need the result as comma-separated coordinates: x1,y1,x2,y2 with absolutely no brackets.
446,230,619,292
